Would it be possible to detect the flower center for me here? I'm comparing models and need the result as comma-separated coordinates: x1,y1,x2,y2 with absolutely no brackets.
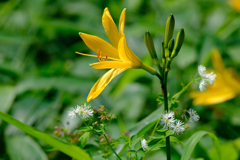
79,109,84,114
165,119,169,123
97,49,108,61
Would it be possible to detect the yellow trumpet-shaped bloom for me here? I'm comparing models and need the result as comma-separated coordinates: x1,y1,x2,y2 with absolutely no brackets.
229,0,240,13
77,8,157,102
190,49,240,105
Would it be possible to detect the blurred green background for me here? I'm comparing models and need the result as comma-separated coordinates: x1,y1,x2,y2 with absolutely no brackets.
0,0,240,159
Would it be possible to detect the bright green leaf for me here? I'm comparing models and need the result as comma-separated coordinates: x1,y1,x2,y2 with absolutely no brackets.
181,131,221,160
0,111,90,160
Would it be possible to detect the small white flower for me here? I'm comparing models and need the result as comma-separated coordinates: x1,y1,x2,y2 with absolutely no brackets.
68,107,78,119
171,120,185,134
160,110,175,129
82,109,94,120
141,139,148,151
199,79,208,92
77,103,94,121
77,106,85,114
198,65,217,91
163,110,175,119
188,108,200,122
205,72,216,85
198,65,207,77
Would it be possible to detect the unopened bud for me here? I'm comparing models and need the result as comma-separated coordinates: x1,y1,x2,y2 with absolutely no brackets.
164,14,175,49
184,124,190,129
168,39,175,54
144,31,158,59
172,29,185,58
161,41,165,59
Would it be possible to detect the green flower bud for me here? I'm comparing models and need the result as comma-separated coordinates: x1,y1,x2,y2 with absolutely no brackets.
161,41,165,59
168,38,175,54
164,14,175,49
144,31,157,59
171,28,185,58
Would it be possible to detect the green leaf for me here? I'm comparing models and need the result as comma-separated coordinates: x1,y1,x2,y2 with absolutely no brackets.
128,150,136,154
210,141,238,160
129,106,164,137
118,135,129,143
181,131,221,160
156,128,168,133
169,96,179,109
134,141,141,151
137,150,145,159
6,135,48,160
0,86,16,114
147,138,165,152
165,130,174,137
0,111,90,160
170,136,184,147
131,135,138,142
118,144,129,156
79,132,90,148
156,93,164,104
148,143,165,151
77,126,93,132
157,94,179,109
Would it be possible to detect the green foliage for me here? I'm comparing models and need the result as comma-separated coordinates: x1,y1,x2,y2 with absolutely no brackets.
181,131,221,160
157,94,179,109
0,0,240,159
79,132,90,148
0,111,90,160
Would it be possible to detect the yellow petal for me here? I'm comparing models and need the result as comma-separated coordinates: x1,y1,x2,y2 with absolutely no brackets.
118,36,142,68
90,61,133,69
212,49,225,71
119,8,126,37
222,68,240,91
190,90,236,105
102,8,121,48
229,0,240,12
79,33,119,59
87,68,125,102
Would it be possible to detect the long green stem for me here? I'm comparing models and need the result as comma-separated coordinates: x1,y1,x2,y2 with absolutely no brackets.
103,134,122,160
150,117,161,141
172,77,201,98
163,72,171,160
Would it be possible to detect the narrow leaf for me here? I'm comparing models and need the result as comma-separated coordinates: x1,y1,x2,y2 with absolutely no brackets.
0,112,90,160
181,131,221,160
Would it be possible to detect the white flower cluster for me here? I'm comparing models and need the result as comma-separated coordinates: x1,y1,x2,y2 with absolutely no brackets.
198,65,217,92
68,103,94,121
141,139,148,151
188,108,200,122
160,109,200,134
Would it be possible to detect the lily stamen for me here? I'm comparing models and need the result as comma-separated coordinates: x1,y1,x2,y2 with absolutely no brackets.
97,49,108,62
97,49,100,59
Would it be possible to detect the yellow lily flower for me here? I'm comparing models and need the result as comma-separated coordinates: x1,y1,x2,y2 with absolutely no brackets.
229,0,240,12
190,49,240,105
77,8,157,102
